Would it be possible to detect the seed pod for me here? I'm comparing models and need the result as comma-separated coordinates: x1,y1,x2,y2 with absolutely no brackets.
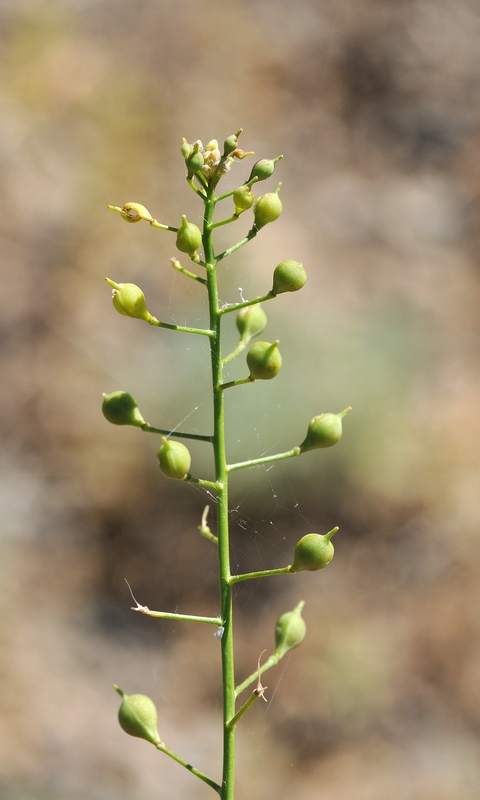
176,215,202,256
105,279,153,322
157,438,191,480
248,155,283,183
223,129,243,157
102,391,146,427
274,601,306,659
114,686,162,746
185,141,204,177
120,202,153,223
290,528,338,573
233,185,255,216
272,260,307,295
246,340,282,380
299,408,351,452
253,189,282,229
236,305,267,341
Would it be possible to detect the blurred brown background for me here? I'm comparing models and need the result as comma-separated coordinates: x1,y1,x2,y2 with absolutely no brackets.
1,1,480,798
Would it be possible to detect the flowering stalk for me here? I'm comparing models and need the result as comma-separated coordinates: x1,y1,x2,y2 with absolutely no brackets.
104,132,350,799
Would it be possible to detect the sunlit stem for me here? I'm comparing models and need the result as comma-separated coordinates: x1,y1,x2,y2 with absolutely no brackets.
149,318,213,337
156,743,222,795
219,377,255,391
226,691,261,729
141,424,213,443
235,653,280,698
219,292,274,315
216,228,258,262
210,215,240,230
171,258,207,284
227,447,301,473
229,566,291,585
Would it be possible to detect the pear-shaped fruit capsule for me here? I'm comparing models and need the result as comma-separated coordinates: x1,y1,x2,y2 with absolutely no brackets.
176,215,202,256
290,528,338,573
106,279,154,322
246,340,282,380
102,391,146,427
185,141,204,177
114,686,162,746
253,187,282,229
236,305,267,341
223,129,243,157
157,437,191,480
272,260,307,295
248,155,283,183
233,184,255,216
299,408,352,452
274,601,306,659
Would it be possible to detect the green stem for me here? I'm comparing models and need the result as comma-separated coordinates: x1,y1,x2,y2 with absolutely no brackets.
133,608,222,625
156,743,222,794
235,654,280,698
226,691,260,729
219,377,254,391
171,258,207,284
149,318,213,337
141,424,213,443
219,292,275,315
216,228,258,262
203,183,236,800
227,447,301,473
210,215,240,230
230,566,291,585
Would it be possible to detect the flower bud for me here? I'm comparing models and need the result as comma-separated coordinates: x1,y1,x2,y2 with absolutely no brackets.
236,305,267,341
108,203,154,224
106,279,154,322
176,215,202,256
246,340,282,380
274,601,306,659
102,391,146,427
223,129,243,157
271,260,307,295
114,686,162,746
185,141,204,177
233,185,255,216
299,408,351,452
253,187,282,229
290,528,338,573
181,138,193,159
248,155,283,183
157,438,191,480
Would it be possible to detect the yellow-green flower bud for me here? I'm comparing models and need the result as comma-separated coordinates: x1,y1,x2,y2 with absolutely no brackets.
121,202,153,223
253,188,282,229
157,437,191,480
246,340,282,380
181,137,193,159
272,260,307,295
102,391,146,427
106,279,154,323
114,686,162,746
223,129,243,157
299,408,352,452
274,601,306,659
233,185,255,216
236,305,267,341
176,215,202,256
248,155,283,183
290,528,338,572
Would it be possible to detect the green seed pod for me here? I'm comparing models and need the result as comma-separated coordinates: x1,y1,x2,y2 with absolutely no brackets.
236,305,267,341
248,155,283,183
233,185,255,216
272,260,307,295
120,202,153,223
105,279,153,322
223,129,243,157
290,528,338,573
157,437,191,480
102,391,146,427
274,601,306,659
114,686,162,746
253,189,282,229
246,340,282,380
299,408,352,452
176,215,202,256
185,142,204,177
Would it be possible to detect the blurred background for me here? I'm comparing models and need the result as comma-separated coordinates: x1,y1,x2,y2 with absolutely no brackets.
1,0,480,798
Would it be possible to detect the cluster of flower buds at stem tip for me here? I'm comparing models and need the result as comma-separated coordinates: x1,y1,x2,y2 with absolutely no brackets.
157,438,191,480
247,341,282,380
274,601,306,659
290,527,338,572
299,408,352,452
105,278,155,323
102,391,146,427
114,686,162,746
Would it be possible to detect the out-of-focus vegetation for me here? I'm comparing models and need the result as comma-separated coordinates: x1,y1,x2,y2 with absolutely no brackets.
1,1,480,798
